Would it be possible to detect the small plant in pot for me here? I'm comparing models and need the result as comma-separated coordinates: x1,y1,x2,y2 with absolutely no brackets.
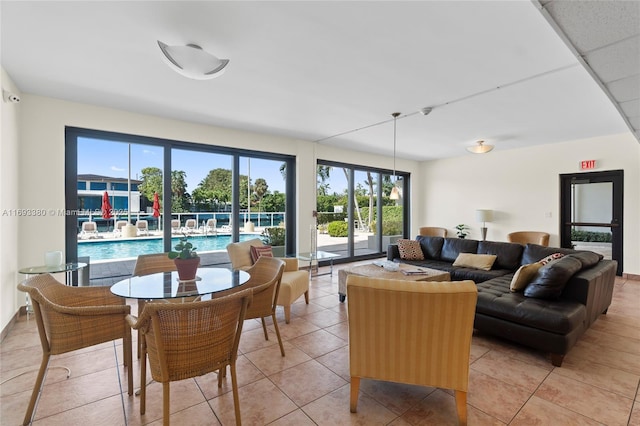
168,235,200,281
455,224,469,239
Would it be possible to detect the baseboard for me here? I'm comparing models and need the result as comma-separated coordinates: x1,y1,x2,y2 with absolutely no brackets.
623,272,640,281
0,309,22,343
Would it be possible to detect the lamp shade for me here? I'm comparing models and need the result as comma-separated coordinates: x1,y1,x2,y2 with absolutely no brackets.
475,209,493,223
158,41,229,80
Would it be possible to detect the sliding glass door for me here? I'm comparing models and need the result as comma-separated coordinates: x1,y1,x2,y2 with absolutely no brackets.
66,128,296,279
316,160,409,263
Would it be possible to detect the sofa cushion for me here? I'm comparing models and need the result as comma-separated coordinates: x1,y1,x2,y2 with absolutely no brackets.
568,251,602,269
522,244,577,265
478,241,524,271
476,275,587,334
397,239,424,260
510,263,543,292
450,267,512,283
524,256,583,299
453,253,497,271
441,238,478,262
416,236,444,259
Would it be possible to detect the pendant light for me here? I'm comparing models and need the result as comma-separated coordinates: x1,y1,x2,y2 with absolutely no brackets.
390,112,401,200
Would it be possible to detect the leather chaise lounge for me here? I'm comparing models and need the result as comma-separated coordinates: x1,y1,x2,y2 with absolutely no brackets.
387,236,617,366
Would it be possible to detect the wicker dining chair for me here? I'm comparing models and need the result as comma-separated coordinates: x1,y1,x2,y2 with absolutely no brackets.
241,256,286,356
126,288,253,426
131,253,189,357
17,274,133,426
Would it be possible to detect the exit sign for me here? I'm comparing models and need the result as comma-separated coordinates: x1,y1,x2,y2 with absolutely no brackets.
580,160,596,170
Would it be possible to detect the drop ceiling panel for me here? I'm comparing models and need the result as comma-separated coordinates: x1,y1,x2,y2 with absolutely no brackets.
584,36,640,82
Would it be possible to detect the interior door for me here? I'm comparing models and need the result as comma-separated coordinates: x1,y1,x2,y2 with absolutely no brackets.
560,170,623,275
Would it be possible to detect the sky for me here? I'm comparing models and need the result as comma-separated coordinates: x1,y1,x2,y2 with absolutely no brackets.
77,137,288,194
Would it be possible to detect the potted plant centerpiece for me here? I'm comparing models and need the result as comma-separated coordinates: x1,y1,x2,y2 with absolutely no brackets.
168,235,200,281
456,224,469,239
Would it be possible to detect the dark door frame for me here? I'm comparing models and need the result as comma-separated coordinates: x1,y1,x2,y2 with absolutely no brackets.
559,169,623,275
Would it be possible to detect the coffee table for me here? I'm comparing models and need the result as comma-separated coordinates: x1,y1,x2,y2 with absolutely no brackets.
338,263,451,302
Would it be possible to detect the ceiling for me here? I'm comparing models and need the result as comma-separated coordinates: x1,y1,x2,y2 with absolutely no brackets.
1,1,638,162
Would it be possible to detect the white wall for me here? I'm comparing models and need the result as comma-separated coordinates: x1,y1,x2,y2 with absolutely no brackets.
0,69,21,329
420,133,640,275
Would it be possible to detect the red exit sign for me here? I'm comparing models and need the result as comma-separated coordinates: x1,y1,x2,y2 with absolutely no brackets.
580,160,596,170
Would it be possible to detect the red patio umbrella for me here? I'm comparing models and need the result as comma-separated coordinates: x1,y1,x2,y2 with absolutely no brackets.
152,192,160,218
152,192,161,230
101,191,113,219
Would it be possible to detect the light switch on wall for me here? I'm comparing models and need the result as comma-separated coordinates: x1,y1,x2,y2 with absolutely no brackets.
545,211,552,218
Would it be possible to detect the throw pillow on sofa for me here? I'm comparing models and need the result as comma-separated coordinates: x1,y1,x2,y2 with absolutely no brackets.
537,252,565,265
510,263,543,292
397,239,424,260
524,255,583,299
452,253,497,271
250,245,274,263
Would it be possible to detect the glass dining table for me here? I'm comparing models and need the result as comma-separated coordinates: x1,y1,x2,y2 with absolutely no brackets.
110,267,250,300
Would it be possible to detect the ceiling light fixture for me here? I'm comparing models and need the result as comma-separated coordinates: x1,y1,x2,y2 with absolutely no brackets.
390,112,401,200
466,140,494,154
158,41,229,80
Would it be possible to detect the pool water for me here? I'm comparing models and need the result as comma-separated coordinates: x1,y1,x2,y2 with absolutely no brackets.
78,234,258,261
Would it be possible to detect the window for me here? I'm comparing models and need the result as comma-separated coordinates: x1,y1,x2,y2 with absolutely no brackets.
65,128,296,275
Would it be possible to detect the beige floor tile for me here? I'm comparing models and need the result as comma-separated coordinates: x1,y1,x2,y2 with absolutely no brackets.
268,408,316,425
629,402,640,426
269,359,347,406
510,395,602,426
302,383,398,425
323,321,348,341
288,328,347,358
124,376,207,426
535,372,634,425
467,370,531,424
243,341,312,376
238,325,279,354
302,307,347,328
152,401,221,426
34,367,123,420
315,346,350,382
471,349,551,393
195,354,266,400
400,389,504,425
570,338,640,376
209,377,297,425
360,379,434,416
555,355,640,398
274,317,320,341
32,394,127,426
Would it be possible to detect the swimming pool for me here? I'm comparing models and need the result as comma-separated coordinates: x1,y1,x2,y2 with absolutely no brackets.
78,234,258,261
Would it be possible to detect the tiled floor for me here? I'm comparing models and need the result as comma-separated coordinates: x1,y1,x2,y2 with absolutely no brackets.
1,263,639,425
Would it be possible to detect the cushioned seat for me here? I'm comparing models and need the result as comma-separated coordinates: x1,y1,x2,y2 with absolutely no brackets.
226,238,309,323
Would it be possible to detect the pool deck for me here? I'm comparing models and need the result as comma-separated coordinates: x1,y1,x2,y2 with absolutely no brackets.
85,229,376,286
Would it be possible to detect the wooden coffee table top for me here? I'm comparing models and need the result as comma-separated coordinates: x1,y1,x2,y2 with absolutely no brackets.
338,262,451,294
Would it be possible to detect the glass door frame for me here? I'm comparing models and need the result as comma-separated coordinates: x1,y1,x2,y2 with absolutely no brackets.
559,169,623,275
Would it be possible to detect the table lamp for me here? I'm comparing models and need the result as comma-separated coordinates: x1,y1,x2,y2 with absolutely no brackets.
475,209,493,241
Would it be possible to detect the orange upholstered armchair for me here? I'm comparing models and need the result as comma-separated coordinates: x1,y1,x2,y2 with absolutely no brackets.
507,231,550,246
419,226,448,237
347,276,477,425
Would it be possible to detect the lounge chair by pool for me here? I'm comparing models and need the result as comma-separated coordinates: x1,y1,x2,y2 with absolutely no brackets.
80,221,99,239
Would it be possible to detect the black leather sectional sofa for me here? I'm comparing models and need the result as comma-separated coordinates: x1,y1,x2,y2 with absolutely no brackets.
387,236,617,366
